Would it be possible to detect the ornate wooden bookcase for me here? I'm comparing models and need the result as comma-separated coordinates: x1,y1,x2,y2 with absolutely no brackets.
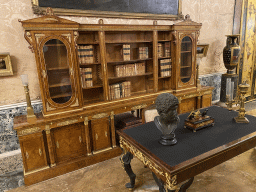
14,9,213,185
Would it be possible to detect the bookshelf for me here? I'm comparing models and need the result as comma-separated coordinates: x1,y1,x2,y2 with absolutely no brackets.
15,10,214,185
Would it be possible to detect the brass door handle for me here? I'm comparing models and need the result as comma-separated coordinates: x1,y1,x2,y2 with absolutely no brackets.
56,141,59,148
95,134,98,140
26,151,29,159
105,131,108,137
39,148,42,156
79,136,82,143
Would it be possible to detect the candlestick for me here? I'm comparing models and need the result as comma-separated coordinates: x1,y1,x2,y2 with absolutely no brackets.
20,74,37,123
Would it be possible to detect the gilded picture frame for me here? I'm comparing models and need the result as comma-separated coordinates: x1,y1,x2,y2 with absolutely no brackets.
0,54,13,76
197,44,209,58
31,0,183,20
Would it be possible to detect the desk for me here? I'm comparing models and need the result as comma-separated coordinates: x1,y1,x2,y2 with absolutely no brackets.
117,106,256,191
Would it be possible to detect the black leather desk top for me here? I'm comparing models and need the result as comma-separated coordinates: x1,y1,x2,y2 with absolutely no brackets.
123,106,256,167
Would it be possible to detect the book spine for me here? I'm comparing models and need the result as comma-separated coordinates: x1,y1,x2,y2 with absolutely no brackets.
164,42,171,57
123,44,130,61
145,47,148,59
158,43,163,58
139,47,143,59
78,45,82,65
88,45,94,64
84,68,93,88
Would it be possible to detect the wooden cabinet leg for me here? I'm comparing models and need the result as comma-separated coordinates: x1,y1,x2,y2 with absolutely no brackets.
45,126,56,167
120,150,136,189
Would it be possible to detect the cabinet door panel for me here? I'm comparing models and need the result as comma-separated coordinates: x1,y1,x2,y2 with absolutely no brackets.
91,117,111,152
179,97,196,114
202,94,212,108
52,122,86,163
20,133,48,172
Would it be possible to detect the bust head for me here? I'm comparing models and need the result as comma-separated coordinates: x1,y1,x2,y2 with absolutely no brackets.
155,93,179,125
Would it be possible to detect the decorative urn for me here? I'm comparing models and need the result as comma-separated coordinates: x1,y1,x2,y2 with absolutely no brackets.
223,35,241,74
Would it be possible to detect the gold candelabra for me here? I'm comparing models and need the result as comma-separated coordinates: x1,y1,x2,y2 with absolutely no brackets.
20,74,37,123
234,82,249,123
225,95,238,111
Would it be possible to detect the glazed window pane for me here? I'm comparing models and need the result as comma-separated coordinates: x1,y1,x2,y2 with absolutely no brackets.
43,39,72,104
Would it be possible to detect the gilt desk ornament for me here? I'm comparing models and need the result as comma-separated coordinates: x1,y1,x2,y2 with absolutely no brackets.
234,82,250,123
20,74,37,123
154,93,179,146
184,109,214,132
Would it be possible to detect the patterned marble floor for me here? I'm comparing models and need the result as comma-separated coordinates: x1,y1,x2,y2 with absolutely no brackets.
7,106,256,192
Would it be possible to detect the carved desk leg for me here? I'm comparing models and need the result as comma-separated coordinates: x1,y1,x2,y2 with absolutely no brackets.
120,150,136,189
152,172,176,192
179,177,194,192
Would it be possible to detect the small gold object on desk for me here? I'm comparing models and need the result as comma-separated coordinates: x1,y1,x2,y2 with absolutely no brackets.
184,109,214,132
234,82,250,123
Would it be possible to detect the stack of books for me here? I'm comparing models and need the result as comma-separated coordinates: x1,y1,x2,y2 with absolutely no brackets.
80,68,93,88
78,45,94,64
109,81,131,100
160,59,172,77
139,47,149,59
115,63,145,77
122,44,130,61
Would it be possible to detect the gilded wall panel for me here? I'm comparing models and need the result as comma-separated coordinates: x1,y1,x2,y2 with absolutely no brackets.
238,0,256,98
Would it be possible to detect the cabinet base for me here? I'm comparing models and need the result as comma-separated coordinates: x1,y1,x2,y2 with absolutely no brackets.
24,147,122,186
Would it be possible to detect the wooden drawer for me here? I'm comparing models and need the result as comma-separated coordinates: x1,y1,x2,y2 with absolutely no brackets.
20,132,48,172
91,117,111,153
52,122,86,163
179,97,197,114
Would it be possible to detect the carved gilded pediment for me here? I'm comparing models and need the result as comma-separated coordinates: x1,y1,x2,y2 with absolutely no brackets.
174,14,202,26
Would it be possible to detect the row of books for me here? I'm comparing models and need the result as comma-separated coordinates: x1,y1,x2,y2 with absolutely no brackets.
115,63,145,77
80,68,93,88
122,44,149,61
158,42,171,58
78,45,94,64
160,59,172,77
109,81,131,100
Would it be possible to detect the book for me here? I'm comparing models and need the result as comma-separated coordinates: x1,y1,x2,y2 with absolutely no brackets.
122,44,130,61
80,68,93,88
86,45,94,64
160,59,168,77
164,42,171,57
77,46,83,64
135,62,145,75
139,47,148,59
158,43,164,58
109,81,131,100
78,45,94,64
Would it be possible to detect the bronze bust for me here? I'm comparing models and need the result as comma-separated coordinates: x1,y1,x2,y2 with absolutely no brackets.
154,93,180,145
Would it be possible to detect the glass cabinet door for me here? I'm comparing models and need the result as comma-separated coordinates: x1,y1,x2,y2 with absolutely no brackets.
43,39,73,104
180,36,192,83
